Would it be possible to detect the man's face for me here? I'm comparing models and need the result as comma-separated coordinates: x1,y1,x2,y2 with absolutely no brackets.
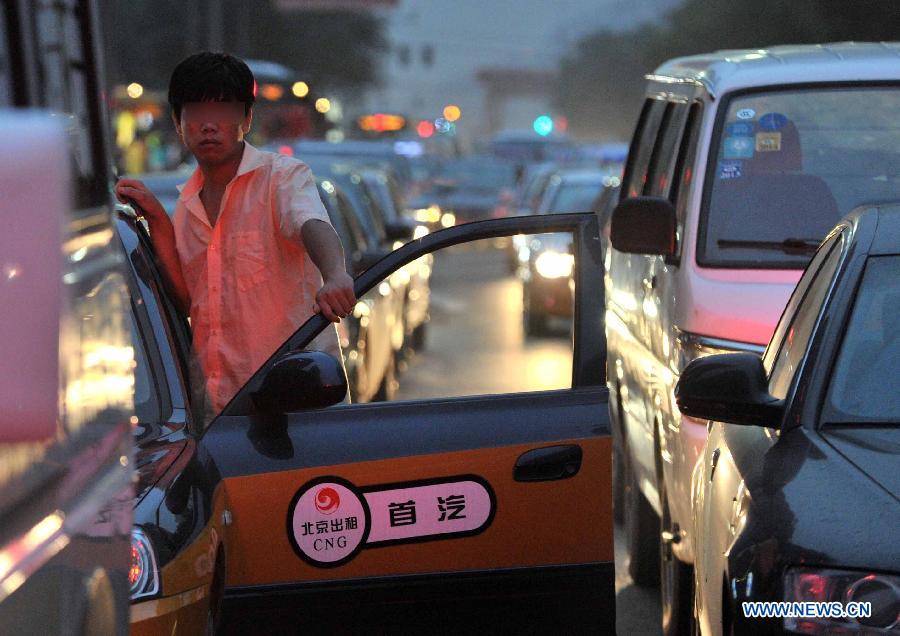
174,101,251,166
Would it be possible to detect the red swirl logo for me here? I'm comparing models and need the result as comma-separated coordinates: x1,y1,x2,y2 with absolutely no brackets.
315,487,340,514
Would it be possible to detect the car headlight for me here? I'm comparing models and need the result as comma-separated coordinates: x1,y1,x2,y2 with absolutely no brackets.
440,212,456,228
534,251,574,279
783,567,900,633
129,527,159,600
414,224,430,239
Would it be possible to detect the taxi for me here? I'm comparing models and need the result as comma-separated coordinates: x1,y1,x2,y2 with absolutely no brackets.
124,209,615,633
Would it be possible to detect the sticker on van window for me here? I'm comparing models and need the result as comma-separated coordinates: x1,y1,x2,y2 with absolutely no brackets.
723,136,755,159
755,132,782,152
288,475,496,568
725,121,754,136
717,161,743,180
736,108,756,120
758,112,788,130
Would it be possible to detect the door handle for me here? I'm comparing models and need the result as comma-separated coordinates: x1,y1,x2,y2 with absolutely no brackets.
514,445,583,482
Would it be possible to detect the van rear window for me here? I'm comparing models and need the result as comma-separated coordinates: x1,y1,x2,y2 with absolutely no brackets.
699,86,900,268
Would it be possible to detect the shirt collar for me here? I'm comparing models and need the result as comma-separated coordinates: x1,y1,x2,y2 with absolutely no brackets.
176,142,266,199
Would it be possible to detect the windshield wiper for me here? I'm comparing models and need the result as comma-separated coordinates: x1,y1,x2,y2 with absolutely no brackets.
717,238,820,254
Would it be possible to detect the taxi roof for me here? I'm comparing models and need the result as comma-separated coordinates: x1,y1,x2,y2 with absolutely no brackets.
649,42,900,99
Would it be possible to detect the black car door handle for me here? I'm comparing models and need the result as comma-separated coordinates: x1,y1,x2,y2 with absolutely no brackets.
514,445,583,482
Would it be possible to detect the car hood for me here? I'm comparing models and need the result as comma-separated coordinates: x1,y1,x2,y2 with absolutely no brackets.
821,426,900,503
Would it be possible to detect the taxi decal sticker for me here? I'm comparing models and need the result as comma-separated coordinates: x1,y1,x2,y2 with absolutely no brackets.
723,136,755,159
736,107,756,120
725,121,754,136
758,112,788,130
717,160,743,180
287,476,371,568
288,475,496,568
755,131,782,152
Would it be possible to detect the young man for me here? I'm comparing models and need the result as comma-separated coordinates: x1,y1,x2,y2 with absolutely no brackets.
116,52,356,414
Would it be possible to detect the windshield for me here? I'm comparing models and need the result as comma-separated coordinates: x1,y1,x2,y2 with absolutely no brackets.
701,86,900,268
825,255,900,424
547,180,604,213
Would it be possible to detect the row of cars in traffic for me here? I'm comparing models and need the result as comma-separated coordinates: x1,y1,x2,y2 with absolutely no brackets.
604,42,900,635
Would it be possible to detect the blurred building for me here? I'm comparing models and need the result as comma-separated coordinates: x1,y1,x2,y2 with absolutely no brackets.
360,0,681,147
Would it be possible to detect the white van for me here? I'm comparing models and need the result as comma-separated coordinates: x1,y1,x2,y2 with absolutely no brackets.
605,42,900,634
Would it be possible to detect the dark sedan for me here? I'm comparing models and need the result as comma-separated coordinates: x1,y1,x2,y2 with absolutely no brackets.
677,203,900,635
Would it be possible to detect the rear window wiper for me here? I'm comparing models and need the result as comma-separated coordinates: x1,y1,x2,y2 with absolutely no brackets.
717,238,820,254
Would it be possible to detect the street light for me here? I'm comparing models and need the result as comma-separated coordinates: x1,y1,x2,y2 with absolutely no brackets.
292,81,309,98
126,83,144,99
315,98,331,114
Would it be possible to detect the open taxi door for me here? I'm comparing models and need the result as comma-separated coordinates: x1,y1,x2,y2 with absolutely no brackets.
204,213,615,631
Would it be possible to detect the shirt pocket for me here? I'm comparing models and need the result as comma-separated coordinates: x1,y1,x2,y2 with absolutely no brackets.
229,231,268,293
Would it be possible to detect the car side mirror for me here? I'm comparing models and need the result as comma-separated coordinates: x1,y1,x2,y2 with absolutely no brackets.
252,350,347,413
674,353,784,428
384,220,414,242
610,196,676,257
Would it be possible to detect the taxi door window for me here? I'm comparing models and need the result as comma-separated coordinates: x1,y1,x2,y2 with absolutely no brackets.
767,237,842,399
621,98,667,199
646,102,689,199
339,234,576,404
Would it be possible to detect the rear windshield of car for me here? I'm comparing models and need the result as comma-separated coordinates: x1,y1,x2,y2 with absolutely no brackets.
824,255,900,423
547,181,604,213
700,86,900,268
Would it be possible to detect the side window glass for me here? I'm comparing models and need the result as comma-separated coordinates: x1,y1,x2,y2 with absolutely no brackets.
670,103,702,255
621,99,667,199
646,103,689,198
767,238,842,399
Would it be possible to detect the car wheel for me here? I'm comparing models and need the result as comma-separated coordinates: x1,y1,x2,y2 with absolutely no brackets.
623,449,660,586
660,482,694,636
372,353,398,402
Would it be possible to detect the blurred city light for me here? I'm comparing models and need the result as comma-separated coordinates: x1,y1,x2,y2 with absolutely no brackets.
315,98,331,113
260,83,283,101
443,104,461,122
416,120,435,138
291,81,310,98
358,113,405,132
434,117,452,133
126,82,143,99
533,114,554,136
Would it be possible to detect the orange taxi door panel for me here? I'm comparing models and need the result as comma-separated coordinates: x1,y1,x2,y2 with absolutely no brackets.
221,435,612,587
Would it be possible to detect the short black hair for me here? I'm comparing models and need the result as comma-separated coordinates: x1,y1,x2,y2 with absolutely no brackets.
168,52,255,120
